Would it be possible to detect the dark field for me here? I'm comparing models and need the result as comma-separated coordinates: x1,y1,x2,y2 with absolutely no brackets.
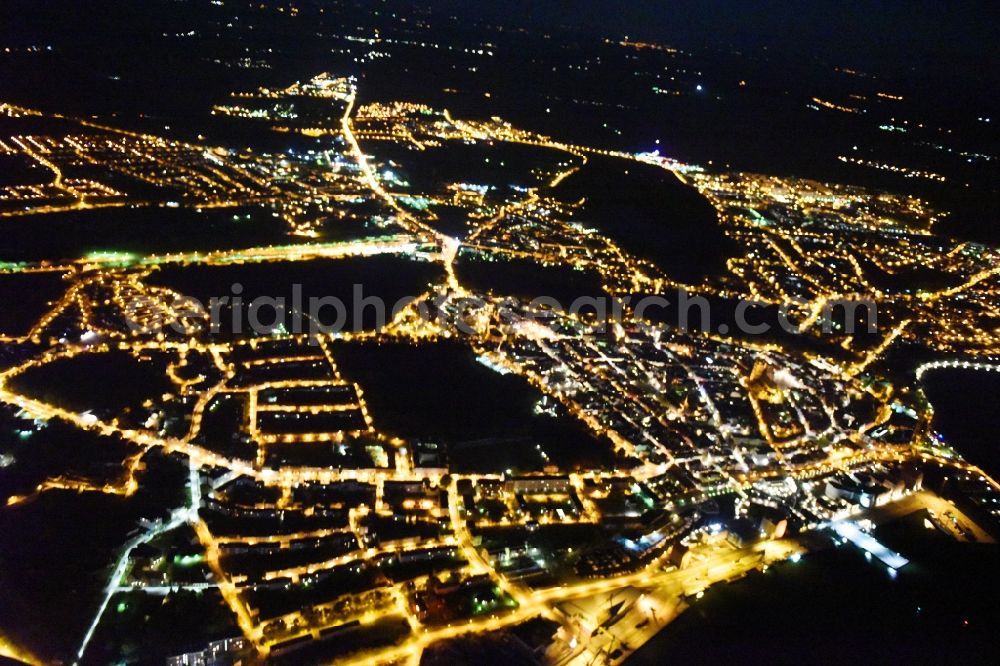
8,348,175,416
84,589,239,665
147,254,443,336
555,156,733,283
329,341,617,473
455,251,606,304
627,526,1000,666
0,409,140,498
0,206,292,263
0,154,49,186
367,141,579,195
0,452,187,663
0,270,68,337
425,204,472,238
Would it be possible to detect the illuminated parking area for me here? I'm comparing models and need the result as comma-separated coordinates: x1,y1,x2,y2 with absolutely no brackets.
831,521,909,570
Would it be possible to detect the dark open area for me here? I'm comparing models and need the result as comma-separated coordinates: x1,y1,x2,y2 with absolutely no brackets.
0,271,68,337
0,452,187,663
8,349,175,416
147,255,442,336
921,368,1000,480
627,534,1000,666
330,341,616,473
556,156,732,283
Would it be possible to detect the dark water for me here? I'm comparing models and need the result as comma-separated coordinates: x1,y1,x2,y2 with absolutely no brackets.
921,368,1000,479
0,271,68,337
627,531,1000,665
628,369,1000,665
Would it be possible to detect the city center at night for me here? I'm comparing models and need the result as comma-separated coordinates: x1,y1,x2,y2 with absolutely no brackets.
0,2,998,665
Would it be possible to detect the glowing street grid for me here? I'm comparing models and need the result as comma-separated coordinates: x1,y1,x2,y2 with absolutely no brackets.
0,69,998,666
